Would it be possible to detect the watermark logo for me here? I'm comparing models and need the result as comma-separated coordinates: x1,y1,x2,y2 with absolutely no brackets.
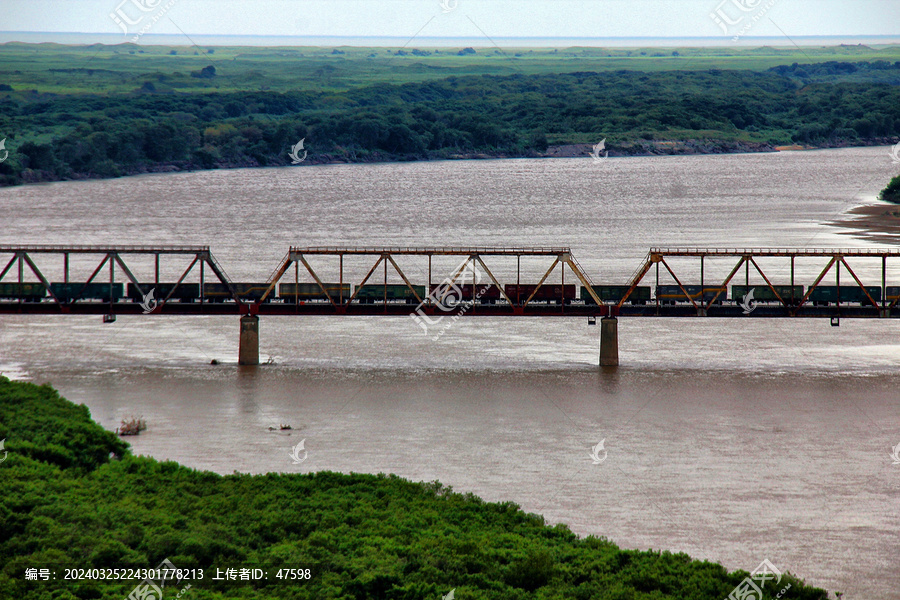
889,141,900,165
890,442,900,465
125,558,189,600
439,0,457,13
589,139,608,162
710,0,777,41
588,439,607,464
139,287,157,314
410,259,484,340
739,288,757,315
0,438,7,463
0,138,8,163
110,0,177,42
289,138,307,164
442,589,455,600
289,439,307,464
724,559,790,600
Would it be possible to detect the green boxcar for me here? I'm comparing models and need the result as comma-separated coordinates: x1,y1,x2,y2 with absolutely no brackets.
731,285,804,305
808,285,881,306
49,283,124,302
279,282,351,301
355,284,426,304
126,283,200,303
0,282,47,301
581,285,651,305
203,283,274,302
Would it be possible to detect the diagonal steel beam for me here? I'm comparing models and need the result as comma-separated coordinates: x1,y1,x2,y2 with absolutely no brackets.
298,255,337,308
0,254,16,281
615,256,654,310
705,256,748,310
112,254,146,295
474,256,514,306
796,256,837,309
68,254,112,302
839,257,879,308
345,255,385,304
523,257,560,308
386,255,423,305
21,253,61,304
562,254,602,306
259,254,294,305
200,251,243,307
749,257,786,307
659,258,700,312
161,257,199,309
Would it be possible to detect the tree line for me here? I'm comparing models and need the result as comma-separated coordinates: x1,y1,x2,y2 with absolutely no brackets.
1,65,899,185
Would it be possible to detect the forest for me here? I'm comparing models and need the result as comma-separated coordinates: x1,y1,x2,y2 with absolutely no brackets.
0,50,899,186
0,376,829,599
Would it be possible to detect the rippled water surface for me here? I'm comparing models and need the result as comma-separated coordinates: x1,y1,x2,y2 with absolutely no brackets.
2,148,899,598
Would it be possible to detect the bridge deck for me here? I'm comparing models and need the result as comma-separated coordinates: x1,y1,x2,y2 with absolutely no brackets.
0,302,895,318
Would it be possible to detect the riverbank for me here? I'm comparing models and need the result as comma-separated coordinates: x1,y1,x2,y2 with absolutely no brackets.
0,376,828,599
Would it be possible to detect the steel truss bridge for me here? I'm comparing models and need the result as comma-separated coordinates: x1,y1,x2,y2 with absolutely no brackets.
2,245,899,365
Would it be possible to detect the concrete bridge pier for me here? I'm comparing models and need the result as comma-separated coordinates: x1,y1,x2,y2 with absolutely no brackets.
599,317,619,367
239,315,260,365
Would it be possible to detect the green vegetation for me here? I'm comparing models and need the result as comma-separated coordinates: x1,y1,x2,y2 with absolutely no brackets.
880,174,900,203
2,43,899,94
0,376,828,599
0,43,899,186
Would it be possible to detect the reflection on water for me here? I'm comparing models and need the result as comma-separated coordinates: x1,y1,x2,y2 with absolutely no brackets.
1,147,900,598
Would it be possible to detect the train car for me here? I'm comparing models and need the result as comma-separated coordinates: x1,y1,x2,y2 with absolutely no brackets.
581,285,651,305
429,283,502,305
0,282,47,302
731,285,804,306
655,285,727,305
49,282,124,302
203,283,275,303
279,282,351,302
504,284,577,304
126,283,200,303
886,286,900,304
808,285,882,306
355,284,427,304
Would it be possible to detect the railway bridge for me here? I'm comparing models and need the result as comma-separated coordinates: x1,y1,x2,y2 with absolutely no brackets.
2,245,899,366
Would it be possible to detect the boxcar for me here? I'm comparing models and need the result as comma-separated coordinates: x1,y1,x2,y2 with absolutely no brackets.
731,285,804,305
429,283,501,305
279,282,351,302
127,283,200,303
355,284,427,304
655,285,727,305
581,285,651,305
203,283,275,303
0,282,47,302
49,283,124,302
808,285,882,306
504,284,577,304
886,286,900,304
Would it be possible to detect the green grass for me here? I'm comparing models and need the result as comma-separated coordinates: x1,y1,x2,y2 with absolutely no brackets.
0,376,829,599
1,42,899,95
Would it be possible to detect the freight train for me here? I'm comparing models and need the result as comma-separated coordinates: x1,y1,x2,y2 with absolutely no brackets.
1,281,898,307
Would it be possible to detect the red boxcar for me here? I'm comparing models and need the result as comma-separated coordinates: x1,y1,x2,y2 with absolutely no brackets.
504,284,576,304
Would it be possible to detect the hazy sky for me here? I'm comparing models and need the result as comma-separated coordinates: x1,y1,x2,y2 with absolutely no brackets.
3,0,899,41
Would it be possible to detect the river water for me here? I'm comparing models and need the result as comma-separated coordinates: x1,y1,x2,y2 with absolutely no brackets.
1,147,899,598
